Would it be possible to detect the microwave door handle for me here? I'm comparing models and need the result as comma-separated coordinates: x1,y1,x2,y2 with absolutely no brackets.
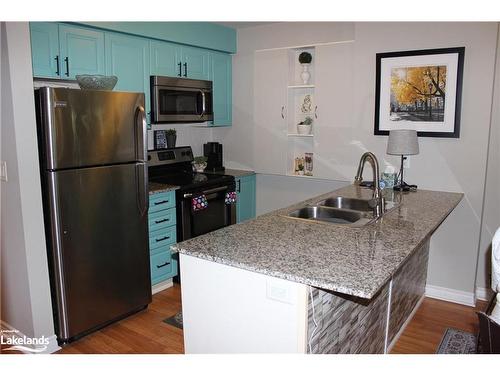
199,90,206,118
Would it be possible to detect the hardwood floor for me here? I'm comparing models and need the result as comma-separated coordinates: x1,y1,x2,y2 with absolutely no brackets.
390,297,488,354
58,284,184,354
6,285,484,354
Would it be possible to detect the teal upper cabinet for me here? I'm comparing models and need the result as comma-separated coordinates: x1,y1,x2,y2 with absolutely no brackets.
105,33,150,120
59,25,105,79
236,174,256,223
209,52,232,126
150,40,181,77
30,22,60,78
180,46,209,80
150,41,208,80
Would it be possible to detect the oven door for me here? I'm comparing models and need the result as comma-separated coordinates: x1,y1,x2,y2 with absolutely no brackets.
152,85,213,123
179,184,236,241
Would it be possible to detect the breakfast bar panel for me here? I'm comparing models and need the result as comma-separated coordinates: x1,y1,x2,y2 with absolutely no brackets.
180,254,309,353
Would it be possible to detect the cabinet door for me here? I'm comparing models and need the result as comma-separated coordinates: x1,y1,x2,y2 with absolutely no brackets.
253,49,288,174
236,175,256,223
30,22,60,78
314,43,355,180
209,52,232,126
59,25,105,79
181,46,209,80
105,33,151,122
150,40,182,78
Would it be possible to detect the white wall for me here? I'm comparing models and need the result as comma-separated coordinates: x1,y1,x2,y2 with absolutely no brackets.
476,26,500,292
0,22,56,343
217,22,499,298
147,124,215,157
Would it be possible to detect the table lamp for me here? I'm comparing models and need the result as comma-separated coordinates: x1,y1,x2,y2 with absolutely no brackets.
386,129,419,191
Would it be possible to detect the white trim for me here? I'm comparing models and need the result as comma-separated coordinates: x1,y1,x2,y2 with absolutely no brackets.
255,39,355,53
386,294,425,353
1,320,60,354
425,284,476,307
384,279,393,354
475,286,494,302
152,279,173,295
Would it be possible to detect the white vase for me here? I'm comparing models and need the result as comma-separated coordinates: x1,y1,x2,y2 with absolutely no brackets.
300,63,311,85
297,124,312,135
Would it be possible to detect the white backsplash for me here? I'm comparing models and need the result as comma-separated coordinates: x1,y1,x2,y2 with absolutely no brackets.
147,123,215,157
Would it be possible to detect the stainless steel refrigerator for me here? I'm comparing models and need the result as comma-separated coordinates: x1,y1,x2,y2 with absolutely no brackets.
35,87,151,344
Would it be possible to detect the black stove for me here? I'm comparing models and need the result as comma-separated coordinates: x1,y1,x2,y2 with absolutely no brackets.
148,147,234,192
148,146,236,245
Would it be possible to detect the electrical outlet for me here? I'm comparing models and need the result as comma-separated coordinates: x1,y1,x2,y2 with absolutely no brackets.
0,161,7,182
403,156,410,169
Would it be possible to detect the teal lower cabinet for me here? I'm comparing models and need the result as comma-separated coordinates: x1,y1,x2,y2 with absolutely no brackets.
148,191,178,290
236,174,256,223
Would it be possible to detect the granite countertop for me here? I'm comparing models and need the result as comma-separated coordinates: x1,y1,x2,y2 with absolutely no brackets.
172,185,463,299
204,169,255,178
148,182,179,195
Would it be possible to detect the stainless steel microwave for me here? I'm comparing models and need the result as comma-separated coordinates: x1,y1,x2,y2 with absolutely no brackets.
150,76,213,123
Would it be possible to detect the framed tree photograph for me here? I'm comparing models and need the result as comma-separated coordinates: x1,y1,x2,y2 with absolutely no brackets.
374,47,465,138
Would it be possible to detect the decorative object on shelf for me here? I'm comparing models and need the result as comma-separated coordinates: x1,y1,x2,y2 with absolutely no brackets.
300,94,313,114
192,156,208,172
305,153,313,176
386,129,419,191
298,52,313,85
297,164,305,175
374,47,465,138
75,75,118,90
166,129,177,148
297,116,313,135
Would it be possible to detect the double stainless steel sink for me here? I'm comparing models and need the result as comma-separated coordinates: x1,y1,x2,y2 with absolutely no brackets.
285,196,398,228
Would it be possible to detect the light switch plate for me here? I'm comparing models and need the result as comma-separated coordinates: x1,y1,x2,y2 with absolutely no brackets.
0,161,7,182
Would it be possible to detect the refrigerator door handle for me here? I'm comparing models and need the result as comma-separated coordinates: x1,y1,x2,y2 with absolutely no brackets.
136,163,149,217
135,105,147,162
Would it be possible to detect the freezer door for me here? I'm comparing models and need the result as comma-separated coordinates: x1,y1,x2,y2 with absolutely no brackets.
45,162,150,342
37,87,147,170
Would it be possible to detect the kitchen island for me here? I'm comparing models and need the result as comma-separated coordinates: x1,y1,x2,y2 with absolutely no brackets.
172,185,463,353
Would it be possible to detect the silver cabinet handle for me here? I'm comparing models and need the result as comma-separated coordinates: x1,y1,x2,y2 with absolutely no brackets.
281,106,285,119
314,106,318,119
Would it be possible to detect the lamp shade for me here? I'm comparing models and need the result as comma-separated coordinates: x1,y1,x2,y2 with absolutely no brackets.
386,129,419,156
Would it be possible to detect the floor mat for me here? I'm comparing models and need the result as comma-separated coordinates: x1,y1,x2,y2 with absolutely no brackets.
436,328,476,354
163,312,183,330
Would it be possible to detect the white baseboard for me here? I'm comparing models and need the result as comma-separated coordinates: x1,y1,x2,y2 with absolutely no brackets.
425,284,475,307
1,320,60,354
475,286,494,302
152,279,174,295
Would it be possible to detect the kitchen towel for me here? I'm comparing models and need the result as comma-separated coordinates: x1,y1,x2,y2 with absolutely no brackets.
225,191,237,205
192,195,208,212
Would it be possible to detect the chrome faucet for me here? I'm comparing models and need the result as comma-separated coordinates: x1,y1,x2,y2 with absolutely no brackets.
354,152,385,218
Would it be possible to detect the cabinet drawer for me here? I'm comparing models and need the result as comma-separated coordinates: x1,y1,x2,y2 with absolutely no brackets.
148,207,176,231
149,191,175,213
149,227,177,251
150,250,173,285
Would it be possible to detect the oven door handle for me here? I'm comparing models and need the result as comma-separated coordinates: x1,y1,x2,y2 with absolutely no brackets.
183,185,229,199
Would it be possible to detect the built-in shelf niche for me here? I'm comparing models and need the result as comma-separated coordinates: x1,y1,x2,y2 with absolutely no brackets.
285,46,316,177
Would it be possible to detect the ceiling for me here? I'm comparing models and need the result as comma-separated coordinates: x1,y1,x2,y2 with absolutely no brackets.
215,22,278,30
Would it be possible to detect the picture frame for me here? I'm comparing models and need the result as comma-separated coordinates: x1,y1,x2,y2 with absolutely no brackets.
374,47,465,138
